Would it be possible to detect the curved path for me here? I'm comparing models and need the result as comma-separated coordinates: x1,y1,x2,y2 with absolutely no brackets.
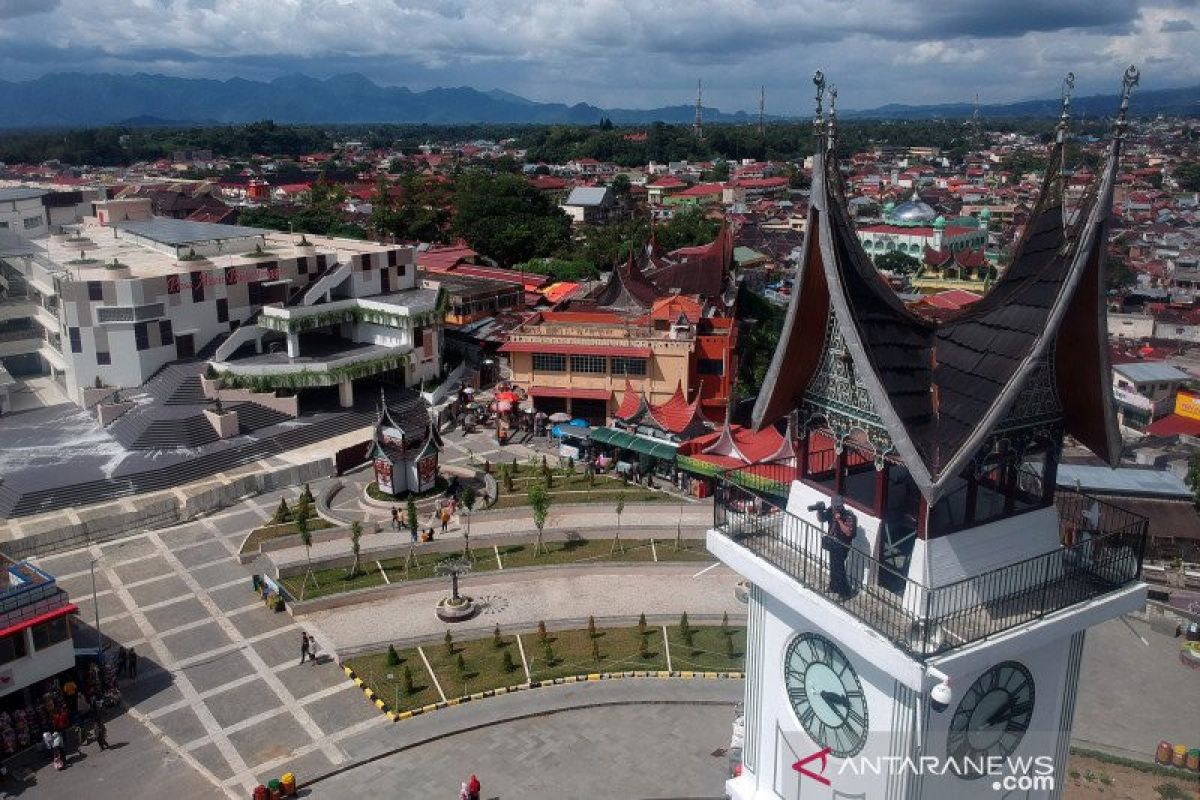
302,562,745,656
306,678,741,800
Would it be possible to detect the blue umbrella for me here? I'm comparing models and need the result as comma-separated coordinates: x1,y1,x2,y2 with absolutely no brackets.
551,425,565,438
569,418,589,428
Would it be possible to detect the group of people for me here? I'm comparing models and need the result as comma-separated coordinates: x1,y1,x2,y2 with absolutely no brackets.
37,664,114,773
458,774,481,800
389,504,454,542
299,632,318,665
114,646,139,680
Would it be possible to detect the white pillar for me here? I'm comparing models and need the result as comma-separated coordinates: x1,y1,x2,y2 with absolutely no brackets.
338,379,354,408
286,332,299,359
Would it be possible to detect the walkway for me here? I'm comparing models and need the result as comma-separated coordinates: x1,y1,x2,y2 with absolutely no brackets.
303,563,744,654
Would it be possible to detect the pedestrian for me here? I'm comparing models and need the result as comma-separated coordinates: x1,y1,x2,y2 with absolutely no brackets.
127,647,138,679
467,774,481,800
391,506,399,531
50,730,64,769
116,646,127,679
440,508,449,533
459,782,469,800
410,524,418,544
94,716,108,751
300,632,310,665
62,677,78,717
823,496,858,600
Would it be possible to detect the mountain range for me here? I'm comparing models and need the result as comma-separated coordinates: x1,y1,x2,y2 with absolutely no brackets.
0,72,1197,128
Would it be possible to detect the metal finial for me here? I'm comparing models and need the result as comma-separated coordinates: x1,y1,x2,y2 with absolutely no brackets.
813,70,826,126
1115,65,1139,136
827,86,838,140
1057,72,1075,145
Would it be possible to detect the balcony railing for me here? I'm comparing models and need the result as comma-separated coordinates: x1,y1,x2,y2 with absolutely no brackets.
712,462,1148,659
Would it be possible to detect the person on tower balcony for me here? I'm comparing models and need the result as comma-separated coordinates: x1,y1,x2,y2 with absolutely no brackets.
822,495,858,600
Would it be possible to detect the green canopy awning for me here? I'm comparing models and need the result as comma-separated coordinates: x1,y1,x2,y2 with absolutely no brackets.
591,427,678,461
590,427,636,449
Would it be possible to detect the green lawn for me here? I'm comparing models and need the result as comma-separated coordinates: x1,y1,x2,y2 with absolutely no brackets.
281,537,714,600
344,649,442,713
349,623,745,714
666,625,746,672
240,518,334,555
488,463,669,508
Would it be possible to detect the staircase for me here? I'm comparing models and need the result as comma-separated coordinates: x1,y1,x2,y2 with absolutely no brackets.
165,375,208,405
299,261,351,306
234,402,292,433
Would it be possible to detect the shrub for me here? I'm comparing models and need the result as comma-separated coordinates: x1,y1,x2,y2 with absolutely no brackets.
587,615,596,638
679,612,691,637
721,611,729,632
1099,773,1112,787
502,649,516,673
493,624,503,649
725,631,736,658
444,630,454,656
591,637,601,663
402,665,414,695
271,498,292,524
386,644,400,667
455,653,467,676
638,613,646,634
639,630,651,659
541,640,556,667
1155,783,1189,800
537,620,548,642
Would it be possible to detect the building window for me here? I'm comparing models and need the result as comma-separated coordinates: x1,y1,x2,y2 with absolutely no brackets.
0,632,26,664
31,616,69,651
22,216,41,229
159,319,173,345
134,322,149,351
0,221,8,229
610,357,648,376
698,358,724,376
97,351,111,365
87,281,103,302
190,271,205,303
216,298,229,323
532,353,566,372
68,327,81,353
570,354,606,374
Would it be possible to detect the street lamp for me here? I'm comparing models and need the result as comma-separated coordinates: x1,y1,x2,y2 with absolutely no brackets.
89,556,103,659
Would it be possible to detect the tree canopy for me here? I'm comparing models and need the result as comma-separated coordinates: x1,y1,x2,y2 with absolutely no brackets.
451,170,572,266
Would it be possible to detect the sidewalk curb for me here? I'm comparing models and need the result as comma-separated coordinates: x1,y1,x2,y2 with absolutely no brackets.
342,664,743,723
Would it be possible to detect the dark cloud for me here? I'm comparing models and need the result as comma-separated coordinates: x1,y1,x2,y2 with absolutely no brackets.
910,1,1138,38
0,0,58,19
1161,18,1197,30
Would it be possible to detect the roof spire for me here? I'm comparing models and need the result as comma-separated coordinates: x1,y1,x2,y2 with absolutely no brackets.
827,85,838,147
1056,72,1075,146
1113,65,1139,139
812,70,826,133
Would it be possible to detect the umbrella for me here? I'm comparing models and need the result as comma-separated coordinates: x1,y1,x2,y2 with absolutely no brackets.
548,412,571,423
496,400,513,413
569,418,589,428
463,387,476,394
551,425,566,438
495,391,519,404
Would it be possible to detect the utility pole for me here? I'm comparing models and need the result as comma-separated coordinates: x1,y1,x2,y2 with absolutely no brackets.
693,79,704,140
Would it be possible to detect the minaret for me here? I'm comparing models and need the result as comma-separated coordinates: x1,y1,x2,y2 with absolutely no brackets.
693,79,704,140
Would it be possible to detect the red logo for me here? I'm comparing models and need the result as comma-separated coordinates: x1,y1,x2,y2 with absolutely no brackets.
793,747,832,786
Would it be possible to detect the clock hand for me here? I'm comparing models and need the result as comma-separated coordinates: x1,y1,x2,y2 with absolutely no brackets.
984,700,1014,727
819,690,850,720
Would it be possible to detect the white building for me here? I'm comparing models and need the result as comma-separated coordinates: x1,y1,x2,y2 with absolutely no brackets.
0,557,76,703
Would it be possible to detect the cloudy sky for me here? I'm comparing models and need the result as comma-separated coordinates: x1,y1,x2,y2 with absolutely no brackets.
0,0,1197,112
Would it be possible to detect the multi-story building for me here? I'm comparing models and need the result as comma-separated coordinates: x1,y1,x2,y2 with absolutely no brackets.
0,556,76,704
0,198,438,408
857,193,988,260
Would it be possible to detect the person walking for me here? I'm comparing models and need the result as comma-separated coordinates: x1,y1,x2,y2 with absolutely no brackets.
127,647,138,679
300,632,310,665
467,774,481,800
94,716,108,751
440,508,449,534
410,524,418,544
390,506,399,531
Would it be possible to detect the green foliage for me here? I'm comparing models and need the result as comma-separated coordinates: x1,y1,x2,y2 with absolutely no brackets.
874,250,921,275
537,620,548,642
639,630,651,659
493,624,503,649
587,615,596,638
368,173,452,243
444,630,454,656
655,207,720,252
1000,148,1049,178
462,486,477,512
386,644,400,667
638,613,647,634
237,175,367,239
501,649,517,673
455,653,467,676
452,169,572,266
541,639,557,666
406,497,419,537
735,282,787,397
511,257,597,283
348,520,363,576
1155,782,1189,800
293,503,313,550
1187,453,1200,509
1176,161,1200,192
1106,255,1136,290
402,664,414,695
528,480,552,534
721,611,729,633
591,637,601,663
271,497,292,524
724,629,736,658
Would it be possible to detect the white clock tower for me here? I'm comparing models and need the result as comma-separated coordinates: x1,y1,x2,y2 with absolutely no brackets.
711,68,1149,800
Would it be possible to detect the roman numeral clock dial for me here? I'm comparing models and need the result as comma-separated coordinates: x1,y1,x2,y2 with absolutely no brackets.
783,633,869,758
947,660,1036,778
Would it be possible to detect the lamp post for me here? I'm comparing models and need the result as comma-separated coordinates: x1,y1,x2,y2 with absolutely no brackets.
89,556,102,659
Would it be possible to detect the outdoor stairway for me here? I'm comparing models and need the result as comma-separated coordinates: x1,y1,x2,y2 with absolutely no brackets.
131,416,220,450
165,375,208,405
0,407,377,518
234,402,293,433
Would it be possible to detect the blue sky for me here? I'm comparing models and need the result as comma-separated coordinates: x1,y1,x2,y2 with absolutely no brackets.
0,0,1197,112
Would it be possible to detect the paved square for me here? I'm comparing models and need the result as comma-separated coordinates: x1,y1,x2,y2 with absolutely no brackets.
191,559,252,589
155,705,209,747
229,606,294,640
104,537,160,563
227,713,313,769
303,685,380,734
160,523,217,549
94,614,144,648
160,620,233,663
249,629,304,669
189,741,237,783
114,554,175,584
126,573,191,607
57,569,109,596
122,668,184,714
206,680,283,729
175,540,234,569
208,583,258,613
181,649,257,696
35,549,96,576
144,596,213,633
275,661,341,700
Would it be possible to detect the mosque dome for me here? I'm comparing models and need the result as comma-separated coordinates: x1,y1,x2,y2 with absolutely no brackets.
933,215,946,229
979,206,992,219
887,192,938,226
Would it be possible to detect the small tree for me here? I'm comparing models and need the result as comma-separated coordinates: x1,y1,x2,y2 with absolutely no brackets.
386,644,400,667
444,630,454,656
501,463,514,492
639,630,651,659
483,459,491,474
680,612,694,648
455,653,467,677
300,483,315,506
721,611,729,633
591,637,601,663
537,620,548,642
348,520,363,578
272,497,291,524
402,665,414,696
542,639,556,667
611,492,626,555
724,629,736,659
502,649,516,673
587,615,596,638
638,613,647,634
294,504,318,599
528,479,552,556
405,497,419,541
493,624,503,649
461,486,477,555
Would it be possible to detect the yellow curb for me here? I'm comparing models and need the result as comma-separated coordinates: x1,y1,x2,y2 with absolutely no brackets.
656,671,671,678
564,676,577,684
587,673,601,681
396,711,413,721
470,692,485,701
680,671,694,679
446,697,460,706
374,698,386,709
703,671,718,679
421,703,439,713
494,687,507,696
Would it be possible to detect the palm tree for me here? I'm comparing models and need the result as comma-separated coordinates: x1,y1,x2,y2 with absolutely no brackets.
528,479,551,556
348,520,363,578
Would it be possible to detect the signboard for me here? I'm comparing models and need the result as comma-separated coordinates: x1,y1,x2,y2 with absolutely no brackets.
381,426,406,448
374,457,394,495
417,454,438,491
1177,390,1200,421
559,444,581,460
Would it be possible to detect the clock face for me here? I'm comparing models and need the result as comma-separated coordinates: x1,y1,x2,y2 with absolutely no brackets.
947,660,1035,778
784,633,868,758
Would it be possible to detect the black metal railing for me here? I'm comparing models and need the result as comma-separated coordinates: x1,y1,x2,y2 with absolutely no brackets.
712,462,1148,659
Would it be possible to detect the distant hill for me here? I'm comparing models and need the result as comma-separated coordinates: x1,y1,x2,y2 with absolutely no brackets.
0,72,1196,128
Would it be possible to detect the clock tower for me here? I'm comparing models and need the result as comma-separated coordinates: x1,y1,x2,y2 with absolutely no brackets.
711,68,1149,800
